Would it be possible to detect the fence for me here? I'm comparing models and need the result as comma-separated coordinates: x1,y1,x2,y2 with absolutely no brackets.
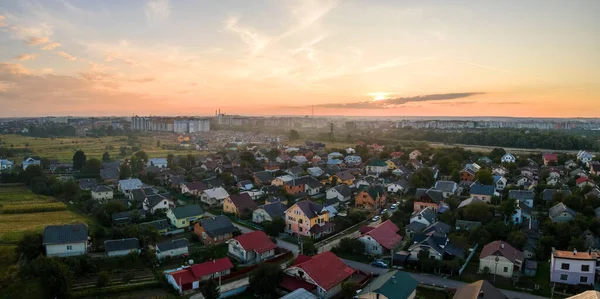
233,218,264,231
458,243,479,276
220,285,248,298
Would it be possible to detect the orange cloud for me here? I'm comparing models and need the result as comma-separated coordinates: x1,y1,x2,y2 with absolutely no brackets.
57,51,77,61
14,54,37,61
0,62,31,76
41,42,61,50
26,36,49,45
0,15,6,27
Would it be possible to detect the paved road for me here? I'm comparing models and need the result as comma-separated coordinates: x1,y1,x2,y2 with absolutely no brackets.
340,259,549,299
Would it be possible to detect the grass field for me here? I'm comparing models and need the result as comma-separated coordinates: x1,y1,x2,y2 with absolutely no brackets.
0,186,94,244
0,134,202,162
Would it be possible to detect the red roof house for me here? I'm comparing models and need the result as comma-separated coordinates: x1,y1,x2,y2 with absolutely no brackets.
166,257,234,293
358,220,403,255
543,153,558,165
577,177,596,188
227,231,277,264
282,251,355,297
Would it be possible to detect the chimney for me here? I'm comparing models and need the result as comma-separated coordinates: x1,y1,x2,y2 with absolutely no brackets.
501,243,504,249
574,249,578,255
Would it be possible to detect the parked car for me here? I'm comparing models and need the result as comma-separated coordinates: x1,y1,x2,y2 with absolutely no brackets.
371,215,380,222
371,260,388,268
390,203,398,210
380,209,388,215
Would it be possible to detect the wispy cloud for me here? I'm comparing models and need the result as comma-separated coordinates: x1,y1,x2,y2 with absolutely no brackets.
26,36,49,45
0,15,7,27
14,54,37,61
314,92,485,109
57,51,77,61
145,0,170,21
224,16,270,56
0,62,32,76
41,42,60,50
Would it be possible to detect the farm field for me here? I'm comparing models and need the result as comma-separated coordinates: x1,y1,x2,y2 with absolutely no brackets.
0,185,94,244
0,134,202,162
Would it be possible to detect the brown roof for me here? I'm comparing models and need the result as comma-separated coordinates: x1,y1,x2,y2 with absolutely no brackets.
480,241,524,264
229,193,257,212
567,291,600,299
453,280,507,299
552,248,595,260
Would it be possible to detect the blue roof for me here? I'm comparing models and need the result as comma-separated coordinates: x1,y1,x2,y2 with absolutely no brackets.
493,175,502,184
327,159,343,165
470,184,495,196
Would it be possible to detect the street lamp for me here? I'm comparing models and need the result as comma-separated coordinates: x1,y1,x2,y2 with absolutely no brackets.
493,254,500,283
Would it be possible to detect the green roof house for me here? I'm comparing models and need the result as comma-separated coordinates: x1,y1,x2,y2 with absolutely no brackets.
166,204,205,229
357,270,418,299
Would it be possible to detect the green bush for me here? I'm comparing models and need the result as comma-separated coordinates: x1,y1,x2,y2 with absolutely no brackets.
2,202,67,214
72,281,161,298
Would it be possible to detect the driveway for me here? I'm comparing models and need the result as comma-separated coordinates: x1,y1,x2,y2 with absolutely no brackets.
341,258,388,275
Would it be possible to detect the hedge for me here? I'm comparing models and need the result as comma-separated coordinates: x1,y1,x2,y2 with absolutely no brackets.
1,202,67,214
71,281,161,298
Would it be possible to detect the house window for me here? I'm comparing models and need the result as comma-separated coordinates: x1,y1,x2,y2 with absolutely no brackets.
299,227,303,232
581,276,588,283
596,260,600,267
182,220,186,224
373,246,377,250
288,224,291,230
299,219,303,224
66,245,72,251
503,267,508,273
560,274,568,281
582,265,590,272
561,263,570,270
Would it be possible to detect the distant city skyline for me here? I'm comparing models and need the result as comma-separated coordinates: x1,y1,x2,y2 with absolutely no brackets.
1,0,599,117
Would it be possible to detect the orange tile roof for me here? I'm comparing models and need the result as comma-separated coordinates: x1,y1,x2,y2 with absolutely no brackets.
553,249,595,260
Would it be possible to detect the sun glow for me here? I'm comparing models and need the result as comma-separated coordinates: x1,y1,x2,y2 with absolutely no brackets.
369,92,392,101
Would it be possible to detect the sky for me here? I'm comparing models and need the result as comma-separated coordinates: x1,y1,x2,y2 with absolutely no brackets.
0,0,599,118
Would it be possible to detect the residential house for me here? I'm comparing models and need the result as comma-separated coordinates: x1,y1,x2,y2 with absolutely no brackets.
100,167,120,184
478,157,493,165
387,179,410,194
414,188,445,212
78,178,98,191
479,241,523,278
455,220,482,231
200,187,230,206
112,211,133,226
140,219,170,235
590,162,600,176
492,166,509,177
143,194,174,214
237,180,254,191
512,199,533,225
345,147,356,154
358,220,403,255
392,165,413,178
253,171,274,186
453,280,507,299
284,176,322,196
306,167,322,178
223,193,257,217
284,200,334,238
577,177,596,189
494,176,507,192
281,251,355,299
549,203,576,223
272,175,294,186
118,178,144,194
366,159,388,175
344,155,362,165
265,195,288,205
357,270,418,299
508,190,535,208
253,202,287,223
147,158,168,168
194,215,236,245
543,153,559,166
104,238,140,257
409,150,421,160
0,159,14,171
355,186,387,210
22,156,41,170
550,248,595,285
460,167,477,184
276,154,292,164
433,181,458,198
501,153,516,163
405,221,428,239
326,185,352,202
567,291,600,299
469,183,495,203
516,174,536,187
385,159,398,170
329,170,355,185
227,231,276,265
166,204,204,229
409,207,437,227
287,166,305,178
408,222,464,261
43,224,88,257
542,189,572,201
91,185,113,201
166,257,233,293
180,181,207,196
156,238,189,260
522,218,540,259
263,162,281,172
327,152,344,160
292,155,309,165
457,197,487,210
565,160,578,169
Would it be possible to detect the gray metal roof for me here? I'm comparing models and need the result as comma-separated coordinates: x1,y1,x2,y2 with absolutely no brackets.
104,238,139,252
92,185,113,193
260,202,288,218
434,181,457,193
141,219,170,231
170,204,204,219
508,190,535,201
156,238,190,252
200,215,236,237
43,223,88,245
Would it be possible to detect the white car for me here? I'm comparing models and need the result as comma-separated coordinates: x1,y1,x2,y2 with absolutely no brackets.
390,204,398,210
371,215,380,222
380,209,388,215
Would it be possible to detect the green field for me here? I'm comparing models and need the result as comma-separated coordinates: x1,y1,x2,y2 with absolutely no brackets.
0,186,94,244
0,134,202,162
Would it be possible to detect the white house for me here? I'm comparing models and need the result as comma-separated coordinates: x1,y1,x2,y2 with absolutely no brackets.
0,159,14,171
326,185,352,202
344,155,362,165
143,194,173,214
387,180,409,194
409,150,421,160
227,231,276,265
104,238,140,257
578,151,594,164
252,202,287,223
550,248,596,285
501,153,516,163
147,158,168,168
479,241,523,278
166,258,233,294
357,220,402,256
43,224,88,257
409,207,437,227
118,178,144,194
200,187,230,206
22,156,41,170
345,148,356,154
156,239,189,261
327,152,344,160
91,185,113,201
494,176,507,192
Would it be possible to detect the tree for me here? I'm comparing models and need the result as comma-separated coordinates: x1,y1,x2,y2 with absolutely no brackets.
499,198,516,220
102,152,110,162
16,232,43,261
119,164,132,179
96,271,110,288
249,263,284,298
475,169,494,185
134,150,148,163
507,231,527,250
199,278,220,299
332,238,365,256
341,282,360,299
82,158,102,176
289,129,300,140
35,257,73,299
72,150,86,170
462,203,493,223
302,238,318,256
263,217,286,237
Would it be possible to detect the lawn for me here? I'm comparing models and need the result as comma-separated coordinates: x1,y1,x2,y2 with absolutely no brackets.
0,134,202,162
